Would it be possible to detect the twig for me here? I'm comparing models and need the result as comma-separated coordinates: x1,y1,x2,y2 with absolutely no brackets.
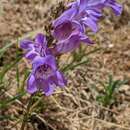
3,90,26,109
8,119,21,129
73,115,130,130
96,104,119,114
95,118,130,130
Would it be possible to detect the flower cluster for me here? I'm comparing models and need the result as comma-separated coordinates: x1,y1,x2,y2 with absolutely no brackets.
52,0,122,53
20,0,122,96
20,34,66,96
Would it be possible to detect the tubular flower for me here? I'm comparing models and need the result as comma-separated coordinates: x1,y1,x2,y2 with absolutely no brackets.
27,55,66,96
20,34,66,95
20,33,49,60
52,0,122,54
54,32,93,53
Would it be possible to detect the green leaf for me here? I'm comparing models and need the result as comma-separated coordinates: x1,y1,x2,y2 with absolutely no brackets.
0,115,16,121
96,75,128,107
0,92,26,109
0,42,14,59
0,56,22,83
19,69,30,93
62,59,90,72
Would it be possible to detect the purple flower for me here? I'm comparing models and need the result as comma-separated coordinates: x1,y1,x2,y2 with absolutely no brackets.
20,33,49,60
53,0,104,35
52,0,122,54
53,20,83,41
54,32,93,54
20,33,67,96
52,0,103,54
27,55,66,96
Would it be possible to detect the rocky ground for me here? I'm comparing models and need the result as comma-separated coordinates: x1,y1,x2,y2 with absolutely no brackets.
0,0,130,130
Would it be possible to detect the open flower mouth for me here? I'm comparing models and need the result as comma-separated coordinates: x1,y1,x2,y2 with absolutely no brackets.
54,20,84,41
54,21,73,40
35,64,53,79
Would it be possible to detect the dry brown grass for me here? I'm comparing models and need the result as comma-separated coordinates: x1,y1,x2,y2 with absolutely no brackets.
0,0,130,130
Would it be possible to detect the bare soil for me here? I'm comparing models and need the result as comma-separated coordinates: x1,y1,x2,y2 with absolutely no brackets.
0,0,130,130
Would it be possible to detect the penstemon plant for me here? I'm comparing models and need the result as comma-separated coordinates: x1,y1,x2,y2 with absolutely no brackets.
20,0,122,129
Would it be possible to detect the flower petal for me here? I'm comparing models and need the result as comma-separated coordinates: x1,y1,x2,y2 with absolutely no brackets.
27,74,37,94
78,0,88,13
44,84,55,96
53,20,73,40
105,0,122,15
86,10,102,21
55,33,81,53
32,55,57,73
35,78,55,96
56,71,67,87
53,20,83,41
80,34,94,44
45,55,57,70
25,50,38,60
35,33,47,48
87,0,106,7
82,17,98,32
53,7,77,27
20,39,34,50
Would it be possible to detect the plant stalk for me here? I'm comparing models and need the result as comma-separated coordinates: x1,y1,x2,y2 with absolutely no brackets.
20,95,33,130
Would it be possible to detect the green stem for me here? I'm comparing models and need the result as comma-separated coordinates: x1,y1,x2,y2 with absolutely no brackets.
20,95,33,130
